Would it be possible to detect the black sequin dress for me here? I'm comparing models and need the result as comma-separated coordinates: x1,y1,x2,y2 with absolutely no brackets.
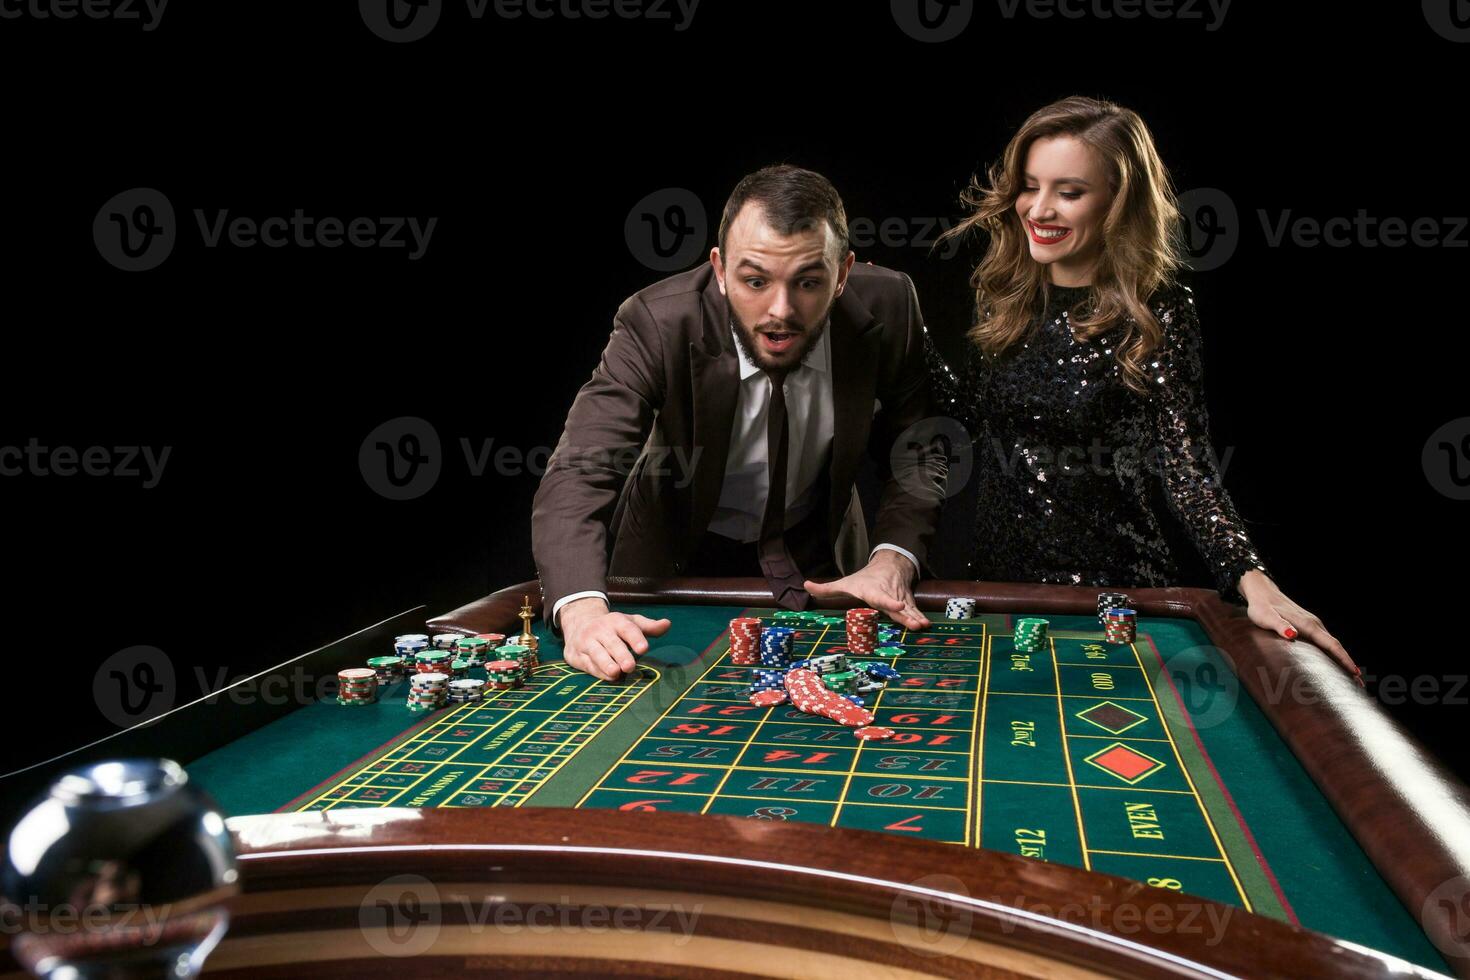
925,281,1268,595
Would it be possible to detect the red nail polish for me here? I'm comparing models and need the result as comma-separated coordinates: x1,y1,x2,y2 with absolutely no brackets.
1283,627,1297,639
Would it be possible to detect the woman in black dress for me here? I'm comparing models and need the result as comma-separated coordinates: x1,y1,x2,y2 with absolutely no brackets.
927,95,1358,678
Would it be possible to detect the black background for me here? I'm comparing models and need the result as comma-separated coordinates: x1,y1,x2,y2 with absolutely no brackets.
1,0,1466,819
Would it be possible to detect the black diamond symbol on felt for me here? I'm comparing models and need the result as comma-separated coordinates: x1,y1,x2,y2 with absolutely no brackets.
1076,700,1148,735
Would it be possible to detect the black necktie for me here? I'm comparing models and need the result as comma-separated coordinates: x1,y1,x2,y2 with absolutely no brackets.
759,371,810,610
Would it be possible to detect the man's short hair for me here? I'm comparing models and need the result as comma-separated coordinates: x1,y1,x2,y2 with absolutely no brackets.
718,165,850,260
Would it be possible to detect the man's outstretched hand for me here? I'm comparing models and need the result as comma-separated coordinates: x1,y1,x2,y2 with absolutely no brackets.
559,596,671,681
804,550,930,630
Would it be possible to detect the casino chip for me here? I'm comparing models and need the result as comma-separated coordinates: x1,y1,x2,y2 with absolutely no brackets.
1104,608,1137,645
1097,592,1132,626
337,667,378,706
1013,618,1049,653
749,689,788,707
854,726,896,741
944,597,976,620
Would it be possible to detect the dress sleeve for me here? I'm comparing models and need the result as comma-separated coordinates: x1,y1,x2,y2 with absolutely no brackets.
1148,286,1270,595
923,322,983,438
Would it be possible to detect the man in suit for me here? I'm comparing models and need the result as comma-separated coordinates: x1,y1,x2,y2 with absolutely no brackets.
533,165,948,681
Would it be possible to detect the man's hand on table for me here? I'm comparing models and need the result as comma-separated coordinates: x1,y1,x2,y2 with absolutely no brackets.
559,596,671,681
804,549,930,630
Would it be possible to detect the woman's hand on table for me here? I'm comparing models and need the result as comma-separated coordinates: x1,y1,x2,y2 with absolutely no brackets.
1238,570,1362,686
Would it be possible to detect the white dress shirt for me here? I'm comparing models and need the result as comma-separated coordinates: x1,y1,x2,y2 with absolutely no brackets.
552,322,917,626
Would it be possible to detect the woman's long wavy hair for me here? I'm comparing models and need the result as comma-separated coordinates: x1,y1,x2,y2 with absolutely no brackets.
940,96,1188,394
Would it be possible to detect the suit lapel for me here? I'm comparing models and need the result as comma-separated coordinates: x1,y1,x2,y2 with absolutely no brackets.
826,287,882,541
688,276,740,540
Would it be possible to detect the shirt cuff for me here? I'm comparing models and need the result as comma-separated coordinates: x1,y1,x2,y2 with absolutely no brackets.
870,543,919,578
551,591,609,628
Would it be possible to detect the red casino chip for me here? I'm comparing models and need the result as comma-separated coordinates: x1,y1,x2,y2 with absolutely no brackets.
749,690,788,707
854,726,896,741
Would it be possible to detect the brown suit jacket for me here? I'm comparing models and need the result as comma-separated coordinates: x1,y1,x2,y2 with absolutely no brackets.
531,261,947,625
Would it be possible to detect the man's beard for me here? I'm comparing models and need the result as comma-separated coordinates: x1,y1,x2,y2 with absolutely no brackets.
730,300,834,374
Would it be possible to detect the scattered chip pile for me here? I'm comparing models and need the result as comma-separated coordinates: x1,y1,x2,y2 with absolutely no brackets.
945,597,977,619
336,667,378,706
730,609,900,741
357,632,537,713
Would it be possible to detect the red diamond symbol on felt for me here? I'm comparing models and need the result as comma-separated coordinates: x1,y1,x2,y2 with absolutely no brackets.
1076,701,1148,735
1084,742,1165,784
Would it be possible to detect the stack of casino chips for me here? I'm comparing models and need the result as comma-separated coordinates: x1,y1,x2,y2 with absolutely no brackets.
878,624,903,645
407,671,448,711
484,659,526,689
760,626,795,668
751,668,786,695
415,650,453,674
496,643,538,674
1097,592,1132,625
857,662,900,694
729,617,762,665
367,656,405,685
793,652,847,676
1014,618,1049,653
1104,608,1137,645
449,659,472,679
336,668,378,706
945,597,977,620
455,636,492,666
845,608,878,656
448,678,486,704
394,633,430,658
431,633,460,652
823,670,860,695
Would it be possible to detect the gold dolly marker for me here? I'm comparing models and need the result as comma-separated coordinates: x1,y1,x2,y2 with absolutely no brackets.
518,595,539,653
